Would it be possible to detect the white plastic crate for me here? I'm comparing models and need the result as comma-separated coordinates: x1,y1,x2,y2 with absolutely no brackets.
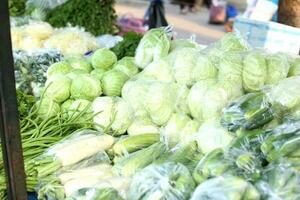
233,17,300,55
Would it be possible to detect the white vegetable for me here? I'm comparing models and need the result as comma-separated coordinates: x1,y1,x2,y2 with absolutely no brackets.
195,120,233,154
127,118,160,136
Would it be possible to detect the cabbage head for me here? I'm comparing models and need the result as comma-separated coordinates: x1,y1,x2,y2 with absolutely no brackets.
37,98,60,119
219,33,249,52
66,69,89,80
173,47,198,86
68,99,92,117
163,113,191,145
91,48,117,70
47,61,72,77
288,57,300,77
192,54,218,82
218,52,243,84
170,39,197,52
101,70,129,96
61,99,75,112
135,28,171,69
45,74,71,103
138,59,174,83
70,74,102,100
144,82,176,126
68,57,93,73
127,117,160,136
122,79,149,118
191,175,260,200
187,79,216,121
113,57,139,78
265,53,290,85
196,119,233,154
90,68,107,81
242,50,267,92
174,85,190,115
129,162,195,200
268,76,300,110
93,97,134,135
180,120,201,144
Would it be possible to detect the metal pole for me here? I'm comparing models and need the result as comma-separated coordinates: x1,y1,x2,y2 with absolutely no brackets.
0,0,27,199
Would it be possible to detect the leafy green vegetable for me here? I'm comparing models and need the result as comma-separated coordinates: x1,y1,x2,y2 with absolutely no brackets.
129,162,195,200
45,0,118,35
101,70,129,97
70,74,102,100
9,0,26,16
47,61,72,78
45,74,72,103
191,175,260,200
265,53,290,85
242,50,267,92
68,57,92,73
110,32,143,60
113,57,139,78
91,48,117,70
37,98,61,119
288,57,300,77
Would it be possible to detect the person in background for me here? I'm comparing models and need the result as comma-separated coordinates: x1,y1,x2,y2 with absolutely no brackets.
171,0,196,14
144,0,168,29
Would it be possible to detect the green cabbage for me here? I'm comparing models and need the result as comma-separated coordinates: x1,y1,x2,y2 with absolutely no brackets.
70,74,102,100
219,33,249,52
45,74,71,103
288,57,300,77
101,70,129,97
187,79,216,121
218,52,243,84
135,28,171,69
61,99,75,112
91,48,117,70
163,113,191,145
268,76,300,110
90,68,106,81
92,97,134,135
68,57,93,73
173,47,198,86
174,85,190,115
192,54,218,82
170,39,197,52
242,50,267,92
113,57,139,78
66,69,89,80
127,118,160,136
180,120,201,144
37,98,60,119
144,82,175,126
129,162,195,200
138,59,174,83
265,53,290,85
191,175,260,200
47,61,72,78
122,79,149,118
196,119,233,154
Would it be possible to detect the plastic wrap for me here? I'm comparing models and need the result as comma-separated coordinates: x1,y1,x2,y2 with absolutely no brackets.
190,175,260,200
265,53,290,85
129,162,195,200
256,162,300,200
261,119,300,163
135,27,171,69
32,129,114,179
221,92,275,133
92,97,134,135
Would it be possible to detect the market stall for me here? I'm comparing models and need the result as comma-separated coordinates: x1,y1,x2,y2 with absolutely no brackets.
1,0,300,200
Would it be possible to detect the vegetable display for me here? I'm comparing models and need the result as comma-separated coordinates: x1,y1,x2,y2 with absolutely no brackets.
2,27,300,200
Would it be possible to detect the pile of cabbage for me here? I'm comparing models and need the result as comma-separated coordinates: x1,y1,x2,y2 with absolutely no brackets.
32,27,300,200
11,20,99,55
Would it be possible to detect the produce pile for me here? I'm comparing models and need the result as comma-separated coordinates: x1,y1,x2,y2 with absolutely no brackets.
26,0,118,35
1,27,300,199
11,21,99,55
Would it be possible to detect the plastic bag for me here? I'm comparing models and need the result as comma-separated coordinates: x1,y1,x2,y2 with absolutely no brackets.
31,129,114,179
191,175,260,200
129,162,195,200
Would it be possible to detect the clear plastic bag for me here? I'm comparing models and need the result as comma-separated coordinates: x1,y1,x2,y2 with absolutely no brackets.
129,162,195,200
191,175,260,200
32,129,114,179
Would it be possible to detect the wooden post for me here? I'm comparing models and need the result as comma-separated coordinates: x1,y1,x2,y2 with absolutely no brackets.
0,0,27,199
278,0,300,28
